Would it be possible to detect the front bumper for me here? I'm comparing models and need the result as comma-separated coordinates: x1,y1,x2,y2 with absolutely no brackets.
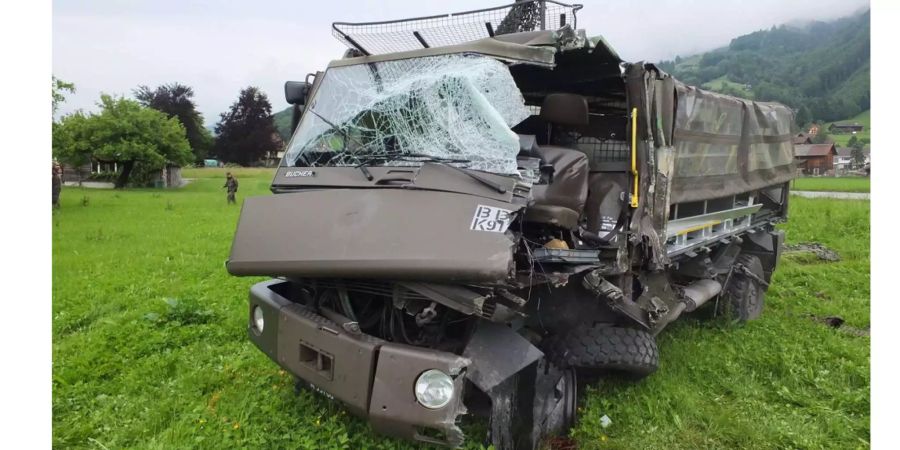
247,279,471,447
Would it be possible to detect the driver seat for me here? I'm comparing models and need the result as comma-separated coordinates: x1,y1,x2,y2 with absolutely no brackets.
523,94,590,229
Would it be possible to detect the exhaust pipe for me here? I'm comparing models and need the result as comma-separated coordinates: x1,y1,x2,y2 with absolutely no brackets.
652,279,722,335
681,279,722,312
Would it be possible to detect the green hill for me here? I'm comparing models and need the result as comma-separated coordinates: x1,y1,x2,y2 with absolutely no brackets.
273,107,294,142
658,10,870,126
701,76,754,98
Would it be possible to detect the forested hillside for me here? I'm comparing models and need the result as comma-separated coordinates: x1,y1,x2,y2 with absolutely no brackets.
657,10,869,125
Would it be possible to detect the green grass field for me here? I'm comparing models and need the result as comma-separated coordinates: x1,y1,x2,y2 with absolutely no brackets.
792,177,871,193
53,169,870,449
701,76,754,98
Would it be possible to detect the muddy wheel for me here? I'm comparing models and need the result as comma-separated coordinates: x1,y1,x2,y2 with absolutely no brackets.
544,323,659,379
487,373,519,450
487,361,578,450
534,363,577,439
722,254,766,321
559,368,577,430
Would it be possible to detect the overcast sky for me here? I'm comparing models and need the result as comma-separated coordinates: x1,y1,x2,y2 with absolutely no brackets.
53,0,869,123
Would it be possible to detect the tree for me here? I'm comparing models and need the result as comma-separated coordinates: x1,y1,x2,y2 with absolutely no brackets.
811,129,831,145
213,87,279,166
52,76,76,116
851,146,866,167
53,95,193,188
848,134,866,166
134,83,212,163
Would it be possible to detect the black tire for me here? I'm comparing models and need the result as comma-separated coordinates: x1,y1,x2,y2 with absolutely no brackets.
544,323,659,379
488,373,519,450
487,361,578,450
723,254,766,321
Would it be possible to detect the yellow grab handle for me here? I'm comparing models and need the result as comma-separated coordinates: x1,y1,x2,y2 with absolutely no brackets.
630,107,639,208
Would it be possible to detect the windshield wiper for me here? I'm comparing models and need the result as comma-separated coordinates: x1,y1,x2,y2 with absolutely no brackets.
370,151,506,194
298,114,506,193
393,153,471,164
414,157,507,195
306,108,374,181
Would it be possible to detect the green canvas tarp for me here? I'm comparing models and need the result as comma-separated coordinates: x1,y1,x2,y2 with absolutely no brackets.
668,82,796,204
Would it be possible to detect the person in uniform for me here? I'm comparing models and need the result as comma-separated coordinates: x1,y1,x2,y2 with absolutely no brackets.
52,161,62,208
224,172,239,204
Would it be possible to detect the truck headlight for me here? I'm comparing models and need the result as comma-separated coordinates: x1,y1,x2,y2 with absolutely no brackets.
414,369,454,409
252,305,265,333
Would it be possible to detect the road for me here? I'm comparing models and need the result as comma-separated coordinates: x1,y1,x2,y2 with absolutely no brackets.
791,191,870,200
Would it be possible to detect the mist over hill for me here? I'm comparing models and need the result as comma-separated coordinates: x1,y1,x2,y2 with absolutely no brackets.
658,10,869,125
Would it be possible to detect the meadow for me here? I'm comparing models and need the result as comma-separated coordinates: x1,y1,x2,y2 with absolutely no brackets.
823,110,871,147
53,168,869,449
792,176,871,193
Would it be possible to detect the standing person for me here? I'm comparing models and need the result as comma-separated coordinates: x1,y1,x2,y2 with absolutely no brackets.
224,172,239,204
52,161,62,208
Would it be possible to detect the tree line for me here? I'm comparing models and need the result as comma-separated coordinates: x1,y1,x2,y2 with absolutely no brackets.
52,80,281,187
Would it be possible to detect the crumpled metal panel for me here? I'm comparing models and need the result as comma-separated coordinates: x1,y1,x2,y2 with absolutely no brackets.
369,344,470,447
462,321,544,392
226,188,523,282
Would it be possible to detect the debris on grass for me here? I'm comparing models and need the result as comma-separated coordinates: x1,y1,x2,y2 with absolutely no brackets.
807,314,870,337
599,414,612,429
783,242,841,262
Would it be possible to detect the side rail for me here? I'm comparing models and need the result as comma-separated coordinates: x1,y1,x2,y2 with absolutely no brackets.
664,184,788,258
666,197,760,257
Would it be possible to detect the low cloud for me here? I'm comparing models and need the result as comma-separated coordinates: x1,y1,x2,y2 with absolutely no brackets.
53,0,869,122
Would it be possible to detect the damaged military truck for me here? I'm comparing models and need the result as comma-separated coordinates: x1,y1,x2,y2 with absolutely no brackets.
226,1,796,448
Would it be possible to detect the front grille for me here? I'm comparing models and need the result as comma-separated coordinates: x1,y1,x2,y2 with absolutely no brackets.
313,279,432,301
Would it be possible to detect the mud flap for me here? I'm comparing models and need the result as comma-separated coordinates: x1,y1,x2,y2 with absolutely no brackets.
462,321,543,392
742,229,785,282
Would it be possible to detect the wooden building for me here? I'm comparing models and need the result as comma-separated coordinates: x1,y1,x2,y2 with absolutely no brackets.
794,143,837,175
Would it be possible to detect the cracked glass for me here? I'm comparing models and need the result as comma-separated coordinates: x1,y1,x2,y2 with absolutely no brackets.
282,54,530,175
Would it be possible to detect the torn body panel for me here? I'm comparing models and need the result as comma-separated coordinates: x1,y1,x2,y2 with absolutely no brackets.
369,345,471,446
250,279,471,447
227,188,524,282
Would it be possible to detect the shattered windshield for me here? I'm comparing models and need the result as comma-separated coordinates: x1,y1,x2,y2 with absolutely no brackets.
282,54,530,175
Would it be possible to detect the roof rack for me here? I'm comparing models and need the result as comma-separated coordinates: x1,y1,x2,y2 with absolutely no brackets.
332,0,583,56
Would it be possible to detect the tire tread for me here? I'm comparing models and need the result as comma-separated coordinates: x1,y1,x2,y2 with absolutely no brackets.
544,324,659,378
